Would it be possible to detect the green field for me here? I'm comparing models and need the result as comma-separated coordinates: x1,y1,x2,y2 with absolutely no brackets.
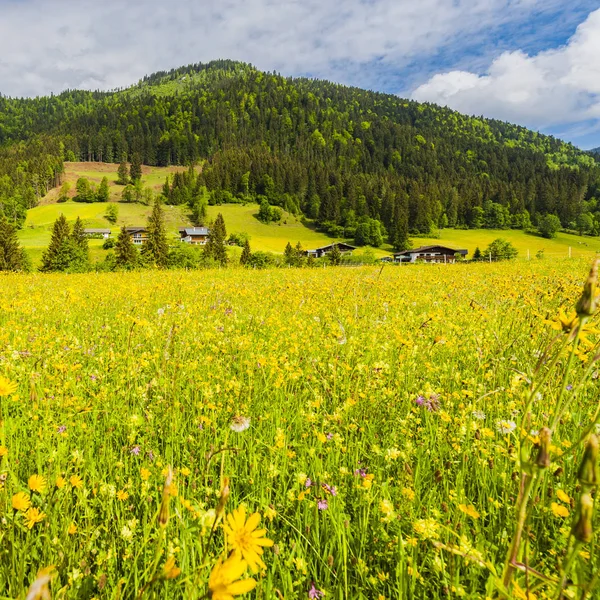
19,162,600,267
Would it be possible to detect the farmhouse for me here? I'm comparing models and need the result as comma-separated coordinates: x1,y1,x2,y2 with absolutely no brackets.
394,245,468,263
125,227,148,245
83,228,111,239
179,227,210,245
305,242,356,258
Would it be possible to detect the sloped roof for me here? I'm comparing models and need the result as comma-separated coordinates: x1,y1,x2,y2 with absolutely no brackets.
125,227,147,233
179,227,210,235
394,245,467,256
307,242,357,252
83,228,111,234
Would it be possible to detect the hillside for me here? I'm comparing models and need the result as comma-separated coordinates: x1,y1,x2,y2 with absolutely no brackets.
18,162,353,265
1,60,600,248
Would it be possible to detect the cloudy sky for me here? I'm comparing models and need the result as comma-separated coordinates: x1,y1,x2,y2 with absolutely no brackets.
1,0,599,148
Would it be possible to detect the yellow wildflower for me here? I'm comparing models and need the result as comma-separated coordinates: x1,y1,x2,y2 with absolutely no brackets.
0,376,17,397
224,506,274,572
208,554,256,600
24,507,46,529
117,490,129,502
28,474,47,494
163,556,181,580
12,492,31,512
55,476,66,489
70,475,83,489
458,504,480,519
140,468,151,481
556,489,571,504
0,446,8,458
551,502,570,518
68,523,77,535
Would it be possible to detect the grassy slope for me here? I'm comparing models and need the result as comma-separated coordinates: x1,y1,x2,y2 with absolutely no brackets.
20,162,600,266
414,229,600,258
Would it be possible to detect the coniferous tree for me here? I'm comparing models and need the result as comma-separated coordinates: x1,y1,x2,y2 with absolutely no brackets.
473,246,482,260
284,242,294,265
130,153,143,182
240,239,251,266
392,212,412,252
40,214,74,272
328,244,342,266
0,216,28,271
205,213,228,266
117,159,129,185
115,226,138,269
71,216,89,255
142,199,169,267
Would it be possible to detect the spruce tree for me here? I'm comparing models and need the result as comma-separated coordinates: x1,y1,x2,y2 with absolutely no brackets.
142,199,169,268
284,242,294,265
117,159,129,185
40,214,72,272
115,226,138,269
328,244,342,266
130,152,142,182
71,216,89,267
205,213,228,266
473,247,482,260
0,216,28,271
392,212,412,252
240,239,251,266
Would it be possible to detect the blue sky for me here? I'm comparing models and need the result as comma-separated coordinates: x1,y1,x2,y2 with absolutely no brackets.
0,0,599,148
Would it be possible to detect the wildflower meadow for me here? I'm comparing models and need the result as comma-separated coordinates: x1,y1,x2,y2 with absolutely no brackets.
2,259,600,599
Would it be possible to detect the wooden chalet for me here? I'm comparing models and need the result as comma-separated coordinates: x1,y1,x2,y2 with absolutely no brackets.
125,227,148,245
305,242,357,258
179,227,210,245
393,245,468,263
83,228,111,239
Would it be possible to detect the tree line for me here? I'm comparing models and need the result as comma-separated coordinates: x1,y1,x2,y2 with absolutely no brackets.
0,60,599,242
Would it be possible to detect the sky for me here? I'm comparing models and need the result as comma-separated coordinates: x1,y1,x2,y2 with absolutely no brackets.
1,0,599,149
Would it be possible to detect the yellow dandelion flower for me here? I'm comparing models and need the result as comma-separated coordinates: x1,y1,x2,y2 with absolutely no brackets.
458,504,480,519
208,554,256,600
24,507,46,529
28,474,47,494
69,475,83,489
68,523,77,535
117,490,129,502
12,491,31,512
551,502,570,518
556,489,571,504
163,556,181,580
223,506,274,572
0,376,17,397
55,476,66,489
140,468,151,481
0,446,8,458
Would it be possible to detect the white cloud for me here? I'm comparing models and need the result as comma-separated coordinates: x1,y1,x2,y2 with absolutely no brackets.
0,0,579,98
411,8,600,131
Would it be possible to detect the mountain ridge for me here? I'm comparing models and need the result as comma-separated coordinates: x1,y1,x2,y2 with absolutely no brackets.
1,60,599,242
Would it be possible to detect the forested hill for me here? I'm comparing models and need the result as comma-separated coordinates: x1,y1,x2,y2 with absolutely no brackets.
1,59,599,241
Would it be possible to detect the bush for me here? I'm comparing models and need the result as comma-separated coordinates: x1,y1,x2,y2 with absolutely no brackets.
248,251,277,269
228,232,250,247
103,238,115,250
537,214,562,239
484,238,518,261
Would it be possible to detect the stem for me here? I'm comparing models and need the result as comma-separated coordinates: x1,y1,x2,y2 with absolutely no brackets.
502,472,539,588
555,540,582,600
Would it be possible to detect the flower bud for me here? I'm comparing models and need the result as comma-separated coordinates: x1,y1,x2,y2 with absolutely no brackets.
158,467,173,527
215,476,230,520
576,258,600,317
572,493,594,543
535,427,552,468
578,435,600,486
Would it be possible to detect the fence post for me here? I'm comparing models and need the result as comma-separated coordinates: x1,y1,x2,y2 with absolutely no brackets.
569,247,572,258
489,252,492,263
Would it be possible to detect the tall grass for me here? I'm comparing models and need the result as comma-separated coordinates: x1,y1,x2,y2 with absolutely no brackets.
1,259,599,598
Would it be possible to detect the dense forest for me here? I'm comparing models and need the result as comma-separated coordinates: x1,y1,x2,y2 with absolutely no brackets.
1,59,599,241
